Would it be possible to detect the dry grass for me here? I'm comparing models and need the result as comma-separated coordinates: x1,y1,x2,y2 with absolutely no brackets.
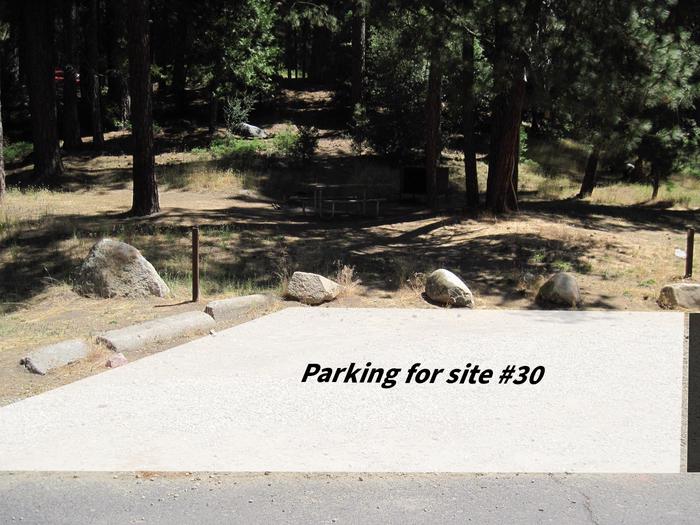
516,161,700,209
158,164,246,193
335,263,361,297
405,272,427,297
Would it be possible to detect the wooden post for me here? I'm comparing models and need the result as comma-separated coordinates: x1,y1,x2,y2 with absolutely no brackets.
192,225,200,302
686,228,695,279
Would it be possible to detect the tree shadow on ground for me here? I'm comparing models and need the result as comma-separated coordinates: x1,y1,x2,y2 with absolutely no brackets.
1,190,624,314
522,199,699,233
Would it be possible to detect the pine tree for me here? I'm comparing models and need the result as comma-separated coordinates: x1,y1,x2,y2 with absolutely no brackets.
21,0,63,181
86,0,104,148
128,0,160,216
106,0,131,127
61,0,82,149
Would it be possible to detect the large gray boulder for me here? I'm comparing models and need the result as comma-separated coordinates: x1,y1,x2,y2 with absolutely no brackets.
237,123,268,139
536,272,581,307
425,269,474,308
73,239,170,299
658,283,700,309
286,271,341,305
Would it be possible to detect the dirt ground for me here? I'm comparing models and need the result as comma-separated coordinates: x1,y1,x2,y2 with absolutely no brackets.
1,84,698,405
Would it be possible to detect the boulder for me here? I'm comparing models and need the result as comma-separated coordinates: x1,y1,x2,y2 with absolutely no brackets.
237,123,268,139
286,272,341,305
658,283,700,310
424,269,474,308
21,339,90,375
73,239,170,299
536,272,581,307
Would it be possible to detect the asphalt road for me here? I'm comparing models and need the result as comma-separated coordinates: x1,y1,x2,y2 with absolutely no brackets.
2,473,700,524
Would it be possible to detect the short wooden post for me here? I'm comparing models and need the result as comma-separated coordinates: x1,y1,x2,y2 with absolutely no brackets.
686,228,695,279
192,226,200,302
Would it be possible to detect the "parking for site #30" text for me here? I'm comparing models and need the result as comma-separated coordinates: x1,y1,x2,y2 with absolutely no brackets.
301,362,545,389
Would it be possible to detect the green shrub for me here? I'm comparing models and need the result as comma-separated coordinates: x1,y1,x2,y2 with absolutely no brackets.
208,136,267,158
295,125,320,164
273,124,319,164
224,93,256,134
272,125,298,158
4,141,33,164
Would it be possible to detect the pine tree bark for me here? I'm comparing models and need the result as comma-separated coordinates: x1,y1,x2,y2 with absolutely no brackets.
486,1,540,214
107,0,130,126
207,57,222,133
128,0,159,216
86,0,104,148
172,0,190,114
351,0,366,108
630,157,644,182
61,0,82,149
0,58,5,202
21,1,63,181
651,164,661,200
507,129,520,210
578,144,600,198
425,39,443,209
285,26,293,79
486,75,526,213
462,34,478,209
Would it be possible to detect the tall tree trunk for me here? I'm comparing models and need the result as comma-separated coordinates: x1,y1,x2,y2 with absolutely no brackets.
86,0,104,148
22,1,63,181
128,0,159,216
462,34,478,209
285,26,292,79
208,87,219,133
207,58,222,133
425,39,443,209
486,74,526,213
486,2,539,214
294,31,299,79
507,129,520,210
577,144,600,198
651,163,661,200
630,156,644,182
107,0,130,126
61,0,82,149
172,0,189,114
0,55,5,202
351,0,366,108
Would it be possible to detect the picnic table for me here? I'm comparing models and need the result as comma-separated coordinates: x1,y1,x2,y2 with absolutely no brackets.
298,183,389,218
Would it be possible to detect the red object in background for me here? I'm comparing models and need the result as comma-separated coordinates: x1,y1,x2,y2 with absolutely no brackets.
54,67,80,85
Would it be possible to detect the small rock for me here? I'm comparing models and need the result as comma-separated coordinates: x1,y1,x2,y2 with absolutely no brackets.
522,272,538,286
286,271,341,305
658,283,700,309
424,269,474,308
536,272,581,307
106,353,128,368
